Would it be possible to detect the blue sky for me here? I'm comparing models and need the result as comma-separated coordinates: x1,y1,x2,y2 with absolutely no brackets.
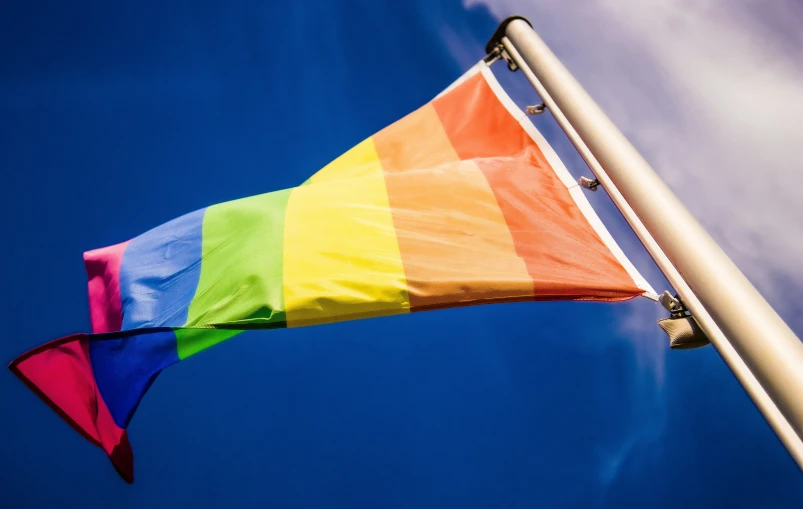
1,1,801,507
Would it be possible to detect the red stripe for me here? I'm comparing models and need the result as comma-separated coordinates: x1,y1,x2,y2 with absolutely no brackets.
8,335,134,483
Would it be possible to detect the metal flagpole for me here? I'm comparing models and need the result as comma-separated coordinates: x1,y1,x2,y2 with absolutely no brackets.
495,37,803,468
487,16,803,469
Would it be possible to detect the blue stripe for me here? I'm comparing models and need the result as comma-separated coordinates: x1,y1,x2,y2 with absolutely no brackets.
89,329,180,428
119,208,205,329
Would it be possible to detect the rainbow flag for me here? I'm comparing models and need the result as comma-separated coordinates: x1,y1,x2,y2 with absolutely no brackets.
8,60,655,483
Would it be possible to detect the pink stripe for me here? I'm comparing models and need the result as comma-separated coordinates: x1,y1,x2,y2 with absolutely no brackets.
9,335,134,483
84,240,129,334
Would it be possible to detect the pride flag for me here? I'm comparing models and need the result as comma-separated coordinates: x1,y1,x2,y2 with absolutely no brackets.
8,61,655,483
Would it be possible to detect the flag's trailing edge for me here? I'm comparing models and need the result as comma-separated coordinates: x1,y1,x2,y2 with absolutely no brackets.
9,60,656,483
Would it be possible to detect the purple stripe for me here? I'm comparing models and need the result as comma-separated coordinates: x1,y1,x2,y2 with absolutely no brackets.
89,329,180,428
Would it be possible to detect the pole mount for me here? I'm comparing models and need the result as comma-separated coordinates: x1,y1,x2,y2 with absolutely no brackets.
485,16,533,55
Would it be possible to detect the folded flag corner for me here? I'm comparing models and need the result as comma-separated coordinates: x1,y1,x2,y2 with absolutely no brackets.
9,334,134,483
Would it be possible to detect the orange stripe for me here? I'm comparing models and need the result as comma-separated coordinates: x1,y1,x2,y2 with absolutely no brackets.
373,103,534,310
373,103,459,172
433,73,532,160
433,72,642,300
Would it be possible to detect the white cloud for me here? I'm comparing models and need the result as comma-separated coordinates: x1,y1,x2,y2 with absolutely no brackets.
460,0,803,321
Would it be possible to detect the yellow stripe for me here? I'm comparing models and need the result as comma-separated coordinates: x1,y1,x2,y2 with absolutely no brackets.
306,138,383,185
283,137,410,327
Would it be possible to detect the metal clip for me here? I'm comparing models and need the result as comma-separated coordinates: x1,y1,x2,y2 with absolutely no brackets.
578,176,600,192
659,291,686,317
483,45,503,65
485,43,519,71
526,104,546,115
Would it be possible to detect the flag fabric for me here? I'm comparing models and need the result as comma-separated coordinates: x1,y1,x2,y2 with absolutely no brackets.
8,60,656,483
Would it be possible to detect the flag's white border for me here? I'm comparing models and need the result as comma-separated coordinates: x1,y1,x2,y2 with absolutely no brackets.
434,61,487,100
447,62,657,300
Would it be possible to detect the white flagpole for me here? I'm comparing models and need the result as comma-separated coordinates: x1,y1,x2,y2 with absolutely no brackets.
490,16,803,469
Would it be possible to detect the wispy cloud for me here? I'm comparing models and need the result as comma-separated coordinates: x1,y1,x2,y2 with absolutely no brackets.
459,0,803,322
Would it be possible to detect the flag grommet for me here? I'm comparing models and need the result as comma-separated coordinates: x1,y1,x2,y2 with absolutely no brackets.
578,176,600,192
526,104,546,115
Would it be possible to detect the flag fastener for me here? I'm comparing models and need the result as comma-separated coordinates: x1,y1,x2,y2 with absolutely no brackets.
526,104,546,115
483,44,504,66
657,291,711,350
485,42,519,71
578,176,600,191
659,291,686,317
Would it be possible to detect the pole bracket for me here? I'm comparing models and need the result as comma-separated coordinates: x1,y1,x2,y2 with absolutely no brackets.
485,15,533,55
485,15,533,72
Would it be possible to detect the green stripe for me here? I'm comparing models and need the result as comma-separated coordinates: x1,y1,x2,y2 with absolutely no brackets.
175,328,240,360
177,188,292,359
